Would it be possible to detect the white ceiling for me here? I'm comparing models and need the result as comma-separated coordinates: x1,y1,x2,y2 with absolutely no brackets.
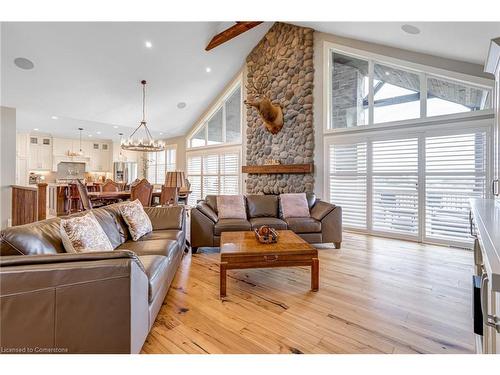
2,22,499,141
294,22,500,65
1,22,272,140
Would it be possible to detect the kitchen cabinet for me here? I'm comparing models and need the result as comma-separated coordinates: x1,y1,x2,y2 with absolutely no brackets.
486,38,500,197
89,142,112,172
470,199,500,354
28,136,52,170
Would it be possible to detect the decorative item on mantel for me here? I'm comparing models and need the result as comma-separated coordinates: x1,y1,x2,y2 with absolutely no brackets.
121,80,165,152
264,159,281,165
254,225,279,244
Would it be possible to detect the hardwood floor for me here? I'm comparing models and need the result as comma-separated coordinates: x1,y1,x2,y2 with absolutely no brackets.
141,232,475,354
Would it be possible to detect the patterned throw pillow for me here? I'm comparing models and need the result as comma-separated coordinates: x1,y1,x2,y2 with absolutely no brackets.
217,195,247,220
280,193,311,219
119,199,153,241
60,212,114,253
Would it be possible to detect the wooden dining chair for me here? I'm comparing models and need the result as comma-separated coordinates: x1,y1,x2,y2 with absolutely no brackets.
68,183,82,213
76,179,93,211
159,186,178,206
130,179,153,207
102,179,121,192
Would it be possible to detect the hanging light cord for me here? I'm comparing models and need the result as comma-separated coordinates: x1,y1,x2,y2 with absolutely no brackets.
128,80,154,142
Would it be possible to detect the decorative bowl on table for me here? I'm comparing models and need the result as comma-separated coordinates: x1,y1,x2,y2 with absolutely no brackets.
254,225,279,244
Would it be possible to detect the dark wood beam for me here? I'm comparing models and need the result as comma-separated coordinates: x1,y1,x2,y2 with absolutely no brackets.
205,22,263,51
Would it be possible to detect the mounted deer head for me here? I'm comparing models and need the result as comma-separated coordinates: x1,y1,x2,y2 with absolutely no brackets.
244,72,284,135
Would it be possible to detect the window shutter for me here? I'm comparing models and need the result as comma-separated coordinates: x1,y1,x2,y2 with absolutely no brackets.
329,142,367,229
372,138,419,235
220,153,239,194
425,132,487,243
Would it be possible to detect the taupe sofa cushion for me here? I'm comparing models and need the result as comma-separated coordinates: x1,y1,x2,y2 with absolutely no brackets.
117,239,178,257
246,195,279,218
285,217,321,233
249,217,287,230
214,219,251,235
137,230,183,242
140,255,170,303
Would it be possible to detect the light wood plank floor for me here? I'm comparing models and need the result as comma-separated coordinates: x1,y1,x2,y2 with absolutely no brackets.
141,232,474,354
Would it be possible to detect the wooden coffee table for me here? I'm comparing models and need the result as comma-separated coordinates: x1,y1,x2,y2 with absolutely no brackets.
219,230,319,298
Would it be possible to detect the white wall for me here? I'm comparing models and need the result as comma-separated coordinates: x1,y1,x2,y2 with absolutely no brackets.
163,136,186,172
1,106,17,229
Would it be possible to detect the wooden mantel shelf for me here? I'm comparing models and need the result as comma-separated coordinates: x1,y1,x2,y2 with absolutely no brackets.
242,163,313,174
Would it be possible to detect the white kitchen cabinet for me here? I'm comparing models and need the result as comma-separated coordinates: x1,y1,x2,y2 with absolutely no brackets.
16,133,29,158
52,138,73,156
28,136,52,170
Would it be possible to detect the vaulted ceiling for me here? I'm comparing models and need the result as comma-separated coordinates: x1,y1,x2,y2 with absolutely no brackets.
2,22,498,141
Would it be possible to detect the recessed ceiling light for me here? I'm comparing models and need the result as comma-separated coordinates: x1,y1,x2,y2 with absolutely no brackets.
145,41,153,48
88,134,93,137
177,102,187,109
401,24,420,35
159,132,163,135
14,57,34,70
385,71,390,76
33,128,39,131
96,131,101,135
113,125,119,129
205,67,211,73
51,115,58,120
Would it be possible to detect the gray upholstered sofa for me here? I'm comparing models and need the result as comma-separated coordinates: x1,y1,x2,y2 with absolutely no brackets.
190,194,342,252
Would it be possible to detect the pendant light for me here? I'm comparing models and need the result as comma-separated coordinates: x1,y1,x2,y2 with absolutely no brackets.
121,80,165,152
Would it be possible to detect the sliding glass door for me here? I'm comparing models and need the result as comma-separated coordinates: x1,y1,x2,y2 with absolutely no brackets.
326,125,490,247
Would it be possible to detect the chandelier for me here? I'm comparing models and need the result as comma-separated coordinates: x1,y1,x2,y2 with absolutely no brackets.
121,80,165,152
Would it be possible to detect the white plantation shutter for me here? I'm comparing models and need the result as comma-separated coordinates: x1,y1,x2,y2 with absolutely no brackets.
425,132,487,243
372,138,419,235
187,155,202,205
329,142,367,229
187,149,241,205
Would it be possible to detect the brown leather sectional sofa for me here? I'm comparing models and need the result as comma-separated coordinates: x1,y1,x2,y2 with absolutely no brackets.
191,194,342,252
0,202,187,354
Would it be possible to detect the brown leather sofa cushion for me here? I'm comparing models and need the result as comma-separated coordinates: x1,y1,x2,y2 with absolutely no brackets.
214,219,251,236
137,230,182,242
1,218,64,255
139,255,170,303
117,239,178,258
246,195,279,218
249,217,287,230
143,206,184,230
285,217,321,233
197,202,218,223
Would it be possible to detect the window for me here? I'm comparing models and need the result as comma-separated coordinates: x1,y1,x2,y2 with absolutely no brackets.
373,64,420,124
326,126,489,247
372,138,419,236
328,142,367,228
427,77,491,117
145,146,176,185
425,132,487,243
328,50,492,129
187,149,241,205
188,83,242,148
331,53,369,128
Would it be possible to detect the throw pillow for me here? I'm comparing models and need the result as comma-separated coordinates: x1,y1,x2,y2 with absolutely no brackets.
217,195,247,220
119,199,153,241
280,193,311,219
60,211,114,253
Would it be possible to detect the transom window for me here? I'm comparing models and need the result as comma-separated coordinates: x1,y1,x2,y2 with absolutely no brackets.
188,83,242,148
329,51,492,129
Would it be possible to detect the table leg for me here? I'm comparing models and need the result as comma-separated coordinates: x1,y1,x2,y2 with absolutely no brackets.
220,262,227,299
311,258,319,291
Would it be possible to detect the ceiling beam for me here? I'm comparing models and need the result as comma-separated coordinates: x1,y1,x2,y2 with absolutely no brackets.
205,22,263,51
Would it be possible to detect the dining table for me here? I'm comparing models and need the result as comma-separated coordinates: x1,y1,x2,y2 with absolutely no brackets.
88,190,162,203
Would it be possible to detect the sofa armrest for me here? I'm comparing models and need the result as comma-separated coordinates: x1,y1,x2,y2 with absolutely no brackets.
310,201,335,221
190,206,216,248
196,202,218,223
319,205,342,247
0,251,149,353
